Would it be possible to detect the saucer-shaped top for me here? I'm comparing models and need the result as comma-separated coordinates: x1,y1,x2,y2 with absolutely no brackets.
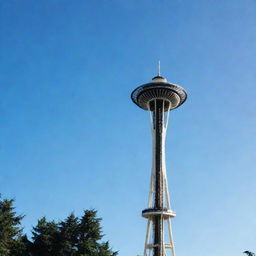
131,76,187,111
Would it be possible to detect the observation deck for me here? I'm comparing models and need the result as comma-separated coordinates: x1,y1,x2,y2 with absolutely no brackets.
142,208,176,219
131,76,187,111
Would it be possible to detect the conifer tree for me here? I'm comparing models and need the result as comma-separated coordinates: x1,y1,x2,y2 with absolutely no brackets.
58,213,79,255
0,196,25,256
9,235,31,256
31,210,117,256
31,217,59,256
76,210,103,255
0,195,118,256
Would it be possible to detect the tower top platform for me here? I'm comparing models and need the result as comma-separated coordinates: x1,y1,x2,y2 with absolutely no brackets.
131,75,187,111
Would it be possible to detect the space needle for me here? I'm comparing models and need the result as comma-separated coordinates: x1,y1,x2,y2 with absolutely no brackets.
131,64,187,256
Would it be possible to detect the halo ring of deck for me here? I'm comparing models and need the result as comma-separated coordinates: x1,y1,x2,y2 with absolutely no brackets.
131,76,187,111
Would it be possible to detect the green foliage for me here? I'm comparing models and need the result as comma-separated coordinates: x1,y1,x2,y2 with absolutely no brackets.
31,210,117,256
0,195,117,256
0,196,24,256
31,217,59,256
9,235,31,256
58,213,79,255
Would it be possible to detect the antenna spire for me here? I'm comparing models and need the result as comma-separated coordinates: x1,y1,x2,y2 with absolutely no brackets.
158,61,161,76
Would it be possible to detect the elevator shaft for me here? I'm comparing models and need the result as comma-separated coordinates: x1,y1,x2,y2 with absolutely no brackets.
152,99,166,256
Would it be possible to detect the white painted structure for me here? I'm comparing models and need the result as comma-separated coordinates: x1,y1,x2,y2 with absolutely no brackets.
131,70,187,256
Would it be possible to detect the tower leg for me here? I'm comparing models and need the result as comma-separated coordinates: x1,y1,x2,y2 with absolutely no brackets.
144,219,151,256
168,218,175,256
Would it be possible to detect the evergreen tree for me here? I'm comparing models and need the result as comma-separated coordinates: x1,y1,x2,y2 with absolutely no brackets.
0,195,118,256
9,235,32,256
30,210,117,256
58,213,79,255
76,210,103,255
75,210,117,256
98,241,118,256
31,217,59,256
0,196,24,256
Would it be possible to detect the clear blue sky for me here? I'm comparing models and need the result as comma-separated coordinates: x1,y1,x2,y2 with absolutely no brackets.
0,0,256,255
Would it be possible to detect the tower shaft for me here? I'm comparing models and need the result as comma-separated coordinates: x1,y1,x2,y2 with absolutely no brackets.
142,99,175,256
154,99,164,210
153,99,165,256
